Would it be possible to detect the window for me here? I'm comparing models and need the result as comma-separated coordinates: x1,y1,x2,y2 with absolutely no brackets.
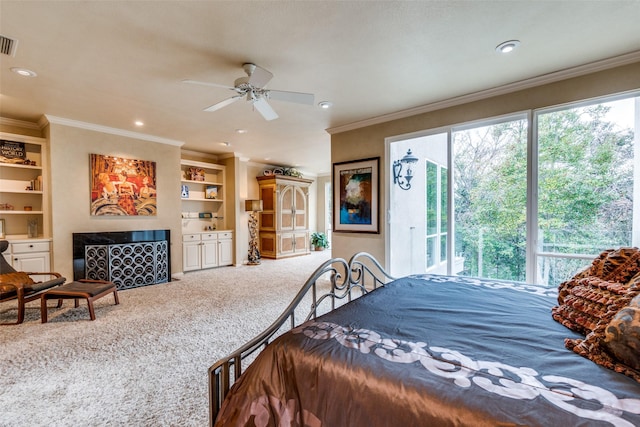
535,96,639,285
388,91,639,286
426,160,447,270
452,117,528,281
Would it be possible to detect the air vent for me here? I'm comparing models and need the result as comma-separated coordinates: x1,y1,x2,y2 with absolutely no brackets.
0,35,18,56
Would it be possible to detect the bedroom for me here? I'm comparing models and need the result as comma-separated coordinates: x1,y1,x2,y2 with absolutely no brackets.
1,1,640,281
1,1,640,426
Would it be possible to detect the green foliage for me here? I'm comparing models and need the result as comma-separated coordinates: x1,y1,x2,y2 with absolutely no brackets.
310,232,329,249
452,101,634,284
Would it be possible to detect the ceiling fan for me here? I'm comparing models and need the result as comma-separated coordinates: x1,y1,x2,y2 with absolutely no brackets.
183,63,314,121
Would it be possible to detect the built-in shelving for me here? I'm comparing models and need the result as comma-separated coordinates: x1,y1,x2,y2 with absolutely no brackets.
180,159,226,233
0,132,49,239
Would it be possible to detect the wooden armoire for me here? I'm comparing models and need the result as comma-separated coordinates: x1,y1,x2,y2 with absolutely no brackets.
257,175,313,259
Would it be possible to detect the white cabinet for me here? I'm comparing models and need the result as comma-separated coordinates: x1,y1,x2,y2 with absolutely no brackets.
182,236,202,272
201,233,219,269
182,231,233,272
0,133,49,239
4,238,52,281
217,231,233,266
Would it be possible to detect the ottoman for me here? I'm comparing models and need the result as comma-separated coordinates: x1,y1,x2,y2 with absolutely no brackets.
41,279,119,322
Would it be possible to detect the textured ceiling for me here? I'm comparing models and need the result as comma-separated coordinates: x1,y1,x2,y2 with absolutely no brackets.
1,1,639,175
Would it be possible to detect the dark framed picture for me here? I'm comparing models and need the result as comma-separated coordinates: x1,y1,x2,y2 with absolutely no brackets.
333,157,379,233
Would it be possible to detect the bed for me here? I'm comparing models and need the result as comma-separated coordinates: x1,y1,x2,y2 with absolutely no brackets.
209,252,640,426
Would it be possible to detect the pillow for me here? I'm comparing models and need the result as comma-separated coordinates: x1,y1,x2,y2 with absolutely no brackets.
602,293,640,371
565,291,640,383
552,276,632,335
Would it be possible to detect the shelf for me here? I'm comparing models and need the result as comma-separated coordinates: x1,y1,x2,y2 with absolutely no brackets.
181,158,226,235
181,179,223,186
0,132,48,239
0,190,43,195
0,210,44,215
181,197,223,202
0,162,43,171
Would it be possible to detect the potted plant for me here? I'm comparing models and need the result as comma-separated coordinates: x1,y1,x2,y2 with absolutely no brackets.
310,232,329,251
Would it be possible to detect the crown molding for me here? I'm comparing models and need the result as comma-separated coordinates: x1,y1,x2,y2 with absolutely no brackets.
43,115,185,146
0,116,42,130
327,50,640,135
180,148,220,161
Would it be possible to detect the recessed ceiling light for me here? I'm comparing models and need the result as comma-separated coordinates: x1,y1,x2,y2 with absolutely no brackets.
318,101,333,109
496,40,520,54
235,129,248,134
220,142,231,147
10,67,37,77
134,120,144,127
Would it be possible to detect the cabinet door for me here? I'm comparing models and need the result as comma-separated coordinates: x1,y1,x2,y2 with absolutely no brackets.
293,232,309,254
183,241,201,271
259,232,276,258
293,186,307,230
201,240,219,269
218,238,233,266
278,233,296,257
12,252,50,281
279,186,294,231
259,184,276,231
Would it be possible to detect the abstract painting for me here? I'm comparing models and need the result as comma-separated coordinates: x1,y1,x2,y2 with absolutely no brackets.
333,157,379,233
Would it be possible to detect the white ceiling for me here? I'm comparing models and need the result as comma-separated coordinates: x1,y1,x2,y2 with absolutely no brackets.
1,1,639,175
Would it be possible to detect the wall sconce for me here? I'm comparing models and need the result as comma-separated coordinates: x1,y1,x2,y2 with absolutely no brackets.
245,199,263,265
393,149,419,190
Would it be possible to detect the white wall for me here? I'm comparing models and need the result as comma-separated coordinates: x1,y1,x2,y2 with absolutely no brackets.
388,132,447,277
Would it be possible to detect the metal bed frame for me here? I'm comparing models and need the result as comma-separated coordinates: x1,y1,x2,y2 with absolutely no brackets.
208,252,395,426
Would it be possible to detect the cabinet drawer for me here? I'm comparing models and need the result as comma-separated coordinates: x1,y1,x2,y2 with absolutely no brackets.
11,241,50,253
217,232,233,240
182,234,201,242
201,233,218,241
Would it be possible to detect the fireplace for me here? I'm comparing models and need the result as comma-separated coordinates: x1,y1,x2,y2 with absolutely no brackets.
73,230,170,290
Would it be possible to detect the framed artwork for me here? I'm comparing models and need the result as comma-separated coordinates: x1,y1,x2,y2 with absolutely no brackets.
205,185,218,199
187,167,205,181
333,157,379,233
89,154,157,216
0,218,5,238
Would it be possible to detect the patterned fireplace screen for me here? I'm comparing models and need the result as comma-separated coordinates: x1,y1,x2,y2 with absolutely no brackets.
73,230,170,290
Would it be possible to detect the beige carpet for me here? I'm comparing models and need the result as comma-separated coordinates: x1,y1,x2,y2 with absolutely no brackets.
0,251,331,427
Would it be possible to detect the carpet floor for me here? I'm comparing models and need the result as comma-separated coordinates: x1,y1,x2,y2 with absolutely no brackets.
0,251,331,426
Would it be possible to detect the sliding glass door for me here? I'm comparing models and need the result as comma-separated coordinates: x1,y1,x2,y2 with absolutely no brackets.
388,92,639,286
452,116,528,281
534,96,639,285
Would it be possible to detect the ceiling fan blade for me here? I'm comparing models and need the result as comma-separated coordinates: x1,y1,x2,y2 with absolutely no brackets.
182,79,235,90
267,90,315,105
245,63,273,88
203,95,242,112
253,97,279,121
